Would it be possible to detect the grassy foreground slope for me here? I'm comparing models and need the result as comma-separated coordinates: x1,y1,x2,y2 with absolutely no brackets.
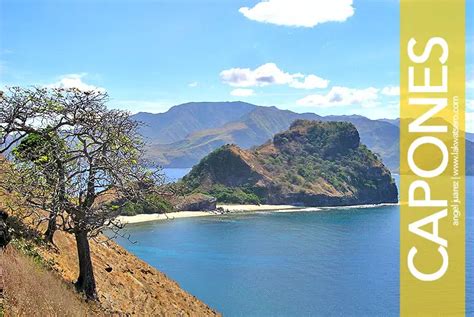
0,246,97,316
0,160,218,316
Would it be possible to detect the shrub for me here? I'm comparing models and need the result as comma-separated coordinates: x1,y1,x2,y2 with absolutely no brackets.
116,194,174,216
208,185,261,204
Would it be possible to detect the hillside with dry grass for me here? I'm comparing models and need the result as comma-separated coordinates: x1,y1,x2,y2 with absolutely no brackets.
0,246,99,316
0,159,219,316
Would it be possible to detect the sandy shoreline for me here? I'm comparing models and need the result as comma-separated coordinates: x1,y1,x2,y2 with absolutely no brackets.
117,204,305,224
218,204,302,212
116,211,215,224
116,203,399,224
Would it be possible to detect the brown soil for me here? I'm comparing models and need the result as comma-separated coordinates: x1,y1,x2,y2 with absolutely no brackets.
38,230,219,315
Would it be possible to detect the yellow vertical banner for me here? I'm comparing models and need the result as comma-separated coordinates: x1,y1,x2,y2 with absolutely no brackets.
400,0,465,315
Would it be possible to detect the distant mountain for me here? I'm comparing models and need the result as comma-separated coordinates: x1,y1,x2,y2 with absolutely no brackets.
143,105,400,171
136,101,474,175
380,117,474,142
182,120,398,206
467,132,474,142
144,106,322,168
132,101,255,144
380,118,400,127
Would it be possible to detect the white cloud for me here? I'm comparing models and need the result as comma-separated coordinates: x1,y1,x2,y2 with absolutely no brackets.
467,80,474,89
297,86,379,108
46,73,105,92
239,0,354,28
220,63,328,89
230,88,255,97
188,81,199,87
289,74,329,89
381,85,400,96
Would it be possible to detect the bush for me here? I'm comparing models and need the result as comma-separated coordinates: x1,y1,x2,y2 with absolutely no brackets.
10,238,54,268
208,185,261,204
116,195,174,216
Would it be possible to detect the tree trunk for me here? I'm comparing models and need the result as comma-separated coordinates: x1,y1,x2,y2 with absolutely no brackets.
45,159,65,244
44,213,57,244
74,230,98,301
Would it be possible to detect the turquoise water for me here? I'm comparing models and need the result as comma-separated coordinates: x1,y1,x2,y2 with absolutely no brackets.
115,174,473,316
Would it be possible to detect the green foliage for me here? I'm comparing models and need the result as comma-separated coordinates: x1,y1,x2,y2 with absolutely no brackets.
261,122,390,193
183,120,397,203
10,238,54,269
12,130,65,165
207,184,261,204
275,120,359,159
115,194,174,216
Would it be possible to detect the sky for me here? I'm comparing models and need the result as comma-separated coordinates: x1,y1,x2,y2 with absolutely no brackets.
0,0,473,127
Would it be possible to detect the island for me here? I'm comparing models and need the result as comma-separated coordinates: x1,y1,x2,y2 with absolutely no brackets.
181,120,398,207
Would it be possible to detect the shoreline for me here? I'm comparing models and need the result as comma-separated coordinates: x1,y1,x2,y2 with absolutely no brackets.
218,204,302,212
117,202,398,224
116,204,301,224
116,211,215,224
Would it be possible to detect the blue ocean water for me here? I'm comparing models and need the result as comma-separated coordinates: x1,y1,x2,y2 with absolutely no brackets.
115,174,473,316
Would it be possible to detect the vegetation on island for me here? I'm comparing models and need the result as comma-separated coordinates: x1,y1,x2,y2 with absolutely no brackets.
113,193,174,216
208,184,261,205
182,120,398,206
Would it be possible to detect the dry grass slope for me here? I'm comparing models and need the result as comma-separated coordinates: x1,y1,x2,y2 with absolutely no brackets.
0,247,98,316
0,158,219,316
37,230,219,315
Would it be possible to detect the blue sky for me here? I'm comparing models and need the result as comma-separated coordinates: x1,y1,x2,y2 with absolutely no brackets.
0,0,472,125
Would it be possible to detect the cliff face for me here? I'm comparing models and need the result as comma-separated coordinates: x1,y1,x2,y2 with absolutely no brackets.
183,120,398,206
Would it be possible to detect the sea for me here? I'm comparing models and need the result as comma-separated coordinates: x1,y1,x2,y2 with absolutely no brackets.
114,168,473,316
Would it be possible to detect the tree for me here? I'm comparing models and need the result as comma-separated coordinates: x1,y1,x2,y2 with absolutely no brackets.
11,130,66,243
0,87,164,300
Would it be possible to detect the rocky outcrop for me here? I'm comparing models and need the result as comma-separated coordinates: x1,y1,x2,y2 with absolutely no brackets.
183,120,398,207
174,193,217,211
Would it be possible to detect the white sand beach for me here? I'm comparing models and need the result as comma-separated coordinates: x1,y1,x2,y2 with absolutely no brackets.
117,204,303,224
116,211,215,224
116,203,396,224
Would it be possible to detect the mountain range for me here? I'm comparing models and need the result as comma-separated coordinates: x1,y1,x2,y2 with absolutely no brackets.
132,101,474,175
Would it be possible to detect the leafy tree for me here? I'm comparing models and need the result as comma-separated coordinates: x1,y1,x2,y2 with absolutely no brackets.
0,87,164,300
11,130,66,243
